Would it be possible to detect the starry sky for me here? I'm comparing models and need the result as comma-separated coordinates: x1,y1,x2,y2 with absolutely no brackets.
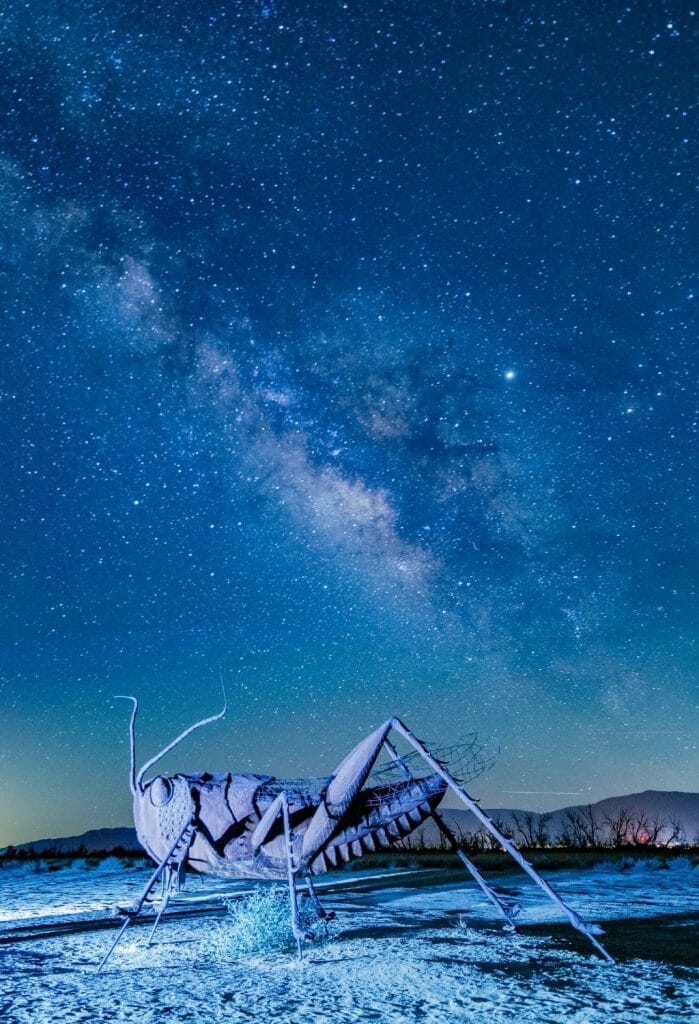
1,1,696,847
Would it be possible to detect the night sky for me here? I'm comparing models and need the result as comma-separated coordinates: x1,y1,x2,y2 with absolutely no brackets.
1,2,696,847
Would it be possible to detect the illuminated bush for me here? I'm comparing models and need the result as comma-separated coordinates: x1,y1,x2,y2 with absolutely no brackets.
212,885,326,959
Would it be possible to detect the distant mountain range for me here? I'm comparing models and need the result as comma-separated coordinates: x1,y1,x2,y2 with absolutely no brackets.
3,790,697,857
423,790,699,848
2,827,140,856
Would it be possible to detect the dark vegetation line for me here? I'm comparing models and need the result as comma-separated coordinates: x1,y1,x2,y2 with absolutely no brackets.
1,843,697,877
412,805,694,853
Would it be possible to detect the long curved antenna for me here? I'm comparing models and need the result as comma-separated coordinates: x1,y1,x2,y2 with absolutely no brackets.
114,696,138,796
135,687,227,790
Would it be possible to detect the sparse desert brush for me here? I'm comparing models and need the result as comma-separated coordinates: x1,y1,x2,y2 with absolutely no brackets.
212,885,326,959
86,855,123,872
0,858,48,876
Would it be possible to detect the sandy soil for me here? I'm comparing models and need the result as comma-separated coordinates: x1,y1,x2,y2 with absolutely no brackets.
0,859,696,1023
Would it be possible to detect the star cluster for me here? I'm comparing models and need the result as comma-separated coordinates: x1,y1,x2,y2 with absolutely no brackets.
0,1,696,845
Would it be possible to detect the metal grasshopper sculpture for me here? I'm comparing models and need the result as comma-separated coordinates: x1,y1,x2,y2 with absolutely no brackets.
99,692,613,970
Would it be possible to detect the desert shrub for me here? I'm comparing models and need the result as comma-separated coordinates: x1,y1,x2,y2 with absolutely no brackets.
594,854,698,875
0,857,49,876
88,855,123,872
212,885,326,959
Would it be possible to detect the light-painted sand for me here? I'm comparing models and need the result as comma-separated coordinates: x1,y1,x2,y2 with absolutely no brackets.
0,859,696,1023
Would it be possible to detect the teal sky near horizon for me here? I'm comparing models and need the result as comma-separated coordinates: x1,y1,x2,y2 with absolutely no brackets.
0,1,697,847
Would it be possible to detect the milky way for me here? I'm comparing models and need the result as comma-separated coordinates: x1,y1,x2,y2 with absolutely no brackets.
0,2,696,845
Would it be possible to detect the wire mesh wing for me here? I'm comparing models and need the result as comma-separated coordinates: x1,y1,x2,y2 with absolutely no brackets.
369,733,494,788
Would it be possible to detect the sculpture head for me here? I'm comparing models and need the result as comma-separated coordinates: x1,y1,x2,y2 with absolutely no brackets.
114,691,227,856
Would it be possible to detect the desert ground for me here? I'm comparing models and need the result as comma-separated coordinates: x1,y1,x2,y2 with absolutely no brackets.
0,856,696,1024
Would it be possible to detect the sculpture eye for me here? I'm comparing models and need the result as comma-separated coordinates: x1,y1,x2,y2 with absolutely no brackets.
149,776,174,807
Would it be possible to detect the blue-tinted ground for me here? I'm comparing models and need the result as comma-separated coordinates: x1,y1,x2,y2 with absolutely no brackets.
0,860,696,1023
